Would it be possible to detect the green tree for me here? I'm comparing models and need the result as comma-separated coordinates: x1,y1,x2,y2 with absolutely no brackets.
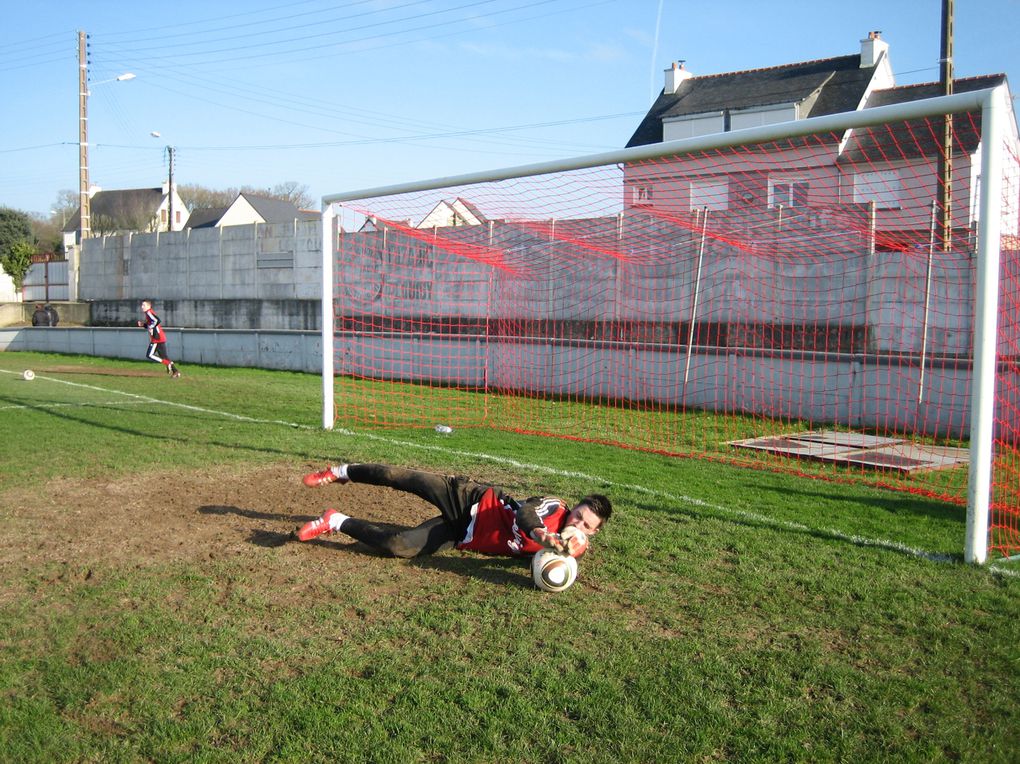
0,239,35,292
0,207,33,255
0,207,35,290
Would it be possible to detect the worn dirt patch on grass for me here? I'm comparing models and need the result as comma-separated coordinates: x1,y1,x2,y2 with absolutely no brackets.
0,462,533,603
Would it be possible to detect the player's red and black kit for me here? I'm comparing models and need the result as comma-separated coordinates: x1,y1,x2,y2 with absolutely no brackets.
141,306,180,377
336,464,570,558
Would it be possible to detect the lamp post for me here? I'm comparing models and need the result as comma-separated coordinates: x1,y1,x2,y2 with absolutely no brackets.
76,29,134,298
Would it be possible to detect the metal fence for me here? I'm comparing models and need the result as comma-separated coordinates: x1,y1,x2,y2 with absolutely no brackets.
22,260,69,302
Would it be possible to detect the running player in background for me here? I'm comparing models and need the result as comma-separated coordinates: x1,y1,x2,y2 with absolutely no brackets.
295,462,611,559
137,299,181,378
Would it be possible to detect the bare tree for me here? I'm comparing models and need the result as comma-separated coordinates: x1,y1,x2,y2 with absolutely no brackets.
50,189,79,226
179,181,314,212
266,182,314,209
178,183,236,211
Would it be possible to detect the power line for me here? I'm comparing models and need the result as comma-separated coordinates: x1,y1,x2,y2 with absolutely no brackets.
99,0,566,65
93,0,337,39
96,0,438,49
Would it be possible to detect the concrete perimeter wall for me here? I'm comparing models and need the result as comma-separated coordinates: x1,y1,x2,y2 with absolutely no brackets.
0,327,322,373
79,220,321,301
87,299,321,331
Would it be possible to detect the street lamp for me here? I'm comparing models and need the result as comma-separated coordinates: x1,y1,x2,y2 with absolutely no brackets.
87,72,136,95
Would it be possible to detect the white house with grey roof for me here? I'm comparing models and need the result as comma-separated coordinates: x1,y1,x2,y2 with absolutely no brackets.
417,197,488,229
63,183,189,242
214,192,319,228
624,32,1018,248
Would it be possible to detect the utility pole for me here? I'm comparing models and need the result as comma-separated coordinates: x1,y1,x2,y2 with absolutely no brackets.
167,145,175,231
938,0,954,250
78,30,89,243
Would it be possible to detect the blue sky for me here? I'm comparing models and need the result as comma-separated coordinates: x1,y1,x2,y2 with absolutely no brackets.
1,0,1017,217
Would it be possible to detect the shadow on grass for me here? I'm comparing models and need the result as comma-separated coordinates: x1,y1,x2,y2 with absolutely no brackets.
199,504,297,548
288,532,530,587
630,484,962,562
202,502,530,587
199,503,298,523
409,553,529,588
744,478,964,523
0,393,329,463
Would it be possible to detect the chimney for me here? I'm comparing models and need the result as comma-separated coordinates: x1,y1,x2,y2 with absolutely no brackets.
664,61,693,94
860,30,889,68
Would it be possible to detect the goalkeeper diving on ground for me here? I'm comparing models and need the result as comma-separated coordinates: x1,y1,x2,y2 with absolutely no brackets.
294,462,611,560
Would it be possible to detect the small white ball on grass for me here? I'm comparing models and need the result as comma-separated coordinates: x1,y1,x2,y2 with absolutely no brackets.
23,370,35,381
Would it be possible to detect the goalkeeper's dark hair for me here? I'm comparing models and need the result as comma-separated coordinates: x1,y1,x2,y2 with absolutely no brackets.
580,494,613,524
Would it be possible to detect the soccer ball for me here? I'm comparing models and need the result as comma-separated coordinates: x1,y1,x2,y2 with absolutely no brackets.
22,370,35,381
560,526,589,558
531,550,578,592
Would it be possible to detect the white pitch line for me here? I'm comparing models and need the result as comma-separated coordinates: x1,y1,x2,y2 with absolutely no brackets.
1,370,323,429
6,368,1010,573
0,400,160,411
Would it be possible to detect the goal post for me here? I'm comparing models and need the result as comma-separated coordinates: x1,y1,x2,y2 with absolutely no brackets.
320,86,1018,563
320,202,336,431
966,87,1007,563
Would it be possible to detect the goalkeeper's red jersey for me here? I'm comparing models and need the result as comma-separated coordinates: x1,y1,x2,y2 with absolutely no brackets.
456,488,568,557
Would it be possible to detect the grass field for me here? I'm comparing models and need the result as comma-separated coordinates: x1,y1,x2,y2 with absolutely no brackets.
1,351,1018,763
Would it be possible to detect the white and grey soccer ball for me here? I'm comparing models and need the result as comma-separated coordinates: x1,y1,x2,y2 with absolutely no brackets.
22,369,35,381
531,549,578,592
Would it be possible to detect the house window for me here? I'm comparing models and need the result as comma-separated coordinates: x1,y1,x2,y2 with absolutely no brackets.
853,170,902,209
632,186,654,206
175,210,181,224
769,177,809,208
690,178,729,211
161,209,167,223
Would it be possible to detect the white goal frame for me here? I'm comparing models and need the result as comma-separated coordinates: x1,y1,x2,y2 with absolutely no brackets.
321,86,1010,564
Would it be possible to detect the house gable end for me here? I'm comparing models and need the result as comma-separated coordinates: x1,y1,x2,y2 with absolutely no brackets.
839,74,1012,164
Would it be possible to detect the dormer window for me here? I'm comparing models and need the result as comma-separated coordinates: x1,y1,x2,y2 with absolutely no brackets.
663,111,725,141
730,103,798,131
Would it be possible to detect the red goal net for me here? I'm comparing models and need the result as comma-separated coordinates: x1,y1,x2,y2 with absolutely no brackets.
326,104,1020,559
